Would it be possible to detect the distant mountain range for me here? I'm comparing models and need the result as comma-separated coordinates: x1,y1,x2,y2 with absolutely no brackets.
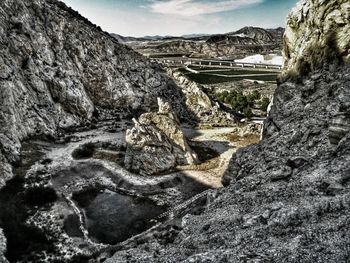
110,33,211,43
112,27,284,44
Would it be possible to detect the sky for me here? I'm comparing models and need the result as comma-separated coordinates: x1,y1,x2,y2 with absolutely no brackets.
61,0,299,37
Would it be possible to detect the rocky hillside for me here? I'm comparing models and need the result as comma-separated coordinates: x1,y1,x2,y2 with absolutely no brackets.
220,26,276,44
106,1,350,262
0,0,206,188
128,27,283,58
267,27,285,42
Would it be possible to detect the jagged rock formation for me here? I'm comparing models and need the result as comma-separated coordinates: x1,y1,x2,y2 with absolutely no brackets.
283,0,350,73
167,69,236,127
105,1,350,262
125,98,198,175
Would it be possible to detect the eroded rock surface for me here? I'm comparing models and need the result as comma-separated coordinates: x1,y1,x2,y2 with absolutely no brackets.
168,69,236,127
283,0,350,73
125,98,198,175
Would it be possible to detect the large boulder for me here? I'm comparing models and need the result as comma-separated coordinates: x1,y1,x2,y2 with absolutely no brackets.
125,98,198,175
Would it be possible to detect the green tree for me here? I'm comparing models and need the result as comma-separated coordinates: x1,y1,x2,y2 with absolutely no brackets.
260,97,270,112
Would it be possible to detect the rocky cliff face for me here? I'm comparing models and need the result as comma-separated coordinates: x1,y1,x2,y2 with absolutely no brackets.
106,1,350,262
283,0,350,73
0,0,200,187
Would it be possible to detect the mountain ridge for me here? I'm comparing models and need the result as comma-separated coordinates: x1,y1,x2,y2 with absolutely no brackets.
113,26,284,43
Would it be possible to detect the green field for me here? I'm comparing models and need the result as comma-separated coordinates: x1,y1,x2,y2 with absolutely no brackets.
200,69,279,75
182,72,278,84
177,67,279,84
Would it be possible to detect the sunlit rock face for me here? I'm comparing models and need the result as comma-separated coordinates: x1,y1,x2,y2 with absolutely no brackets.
167,69,236,127
125,98,198,175
283,0,350,73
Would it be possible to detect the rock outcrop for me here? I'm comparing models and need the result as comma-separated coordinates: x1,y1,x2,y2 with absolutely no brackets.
167,69,236,127
283,0,350,73
125,98,198,175
106,1,350,262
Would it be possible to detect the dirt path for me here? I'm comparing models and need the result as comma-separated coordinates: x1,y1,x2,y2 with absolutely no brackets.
178,127,243,188
207,73,277,78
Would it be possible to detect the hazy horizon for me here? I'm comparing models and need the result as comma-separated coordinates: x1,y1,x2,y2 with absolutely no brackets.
61,0,298,37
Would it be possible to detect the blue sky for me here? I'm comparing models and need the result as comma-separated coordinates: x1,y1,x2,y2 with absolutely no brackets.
61,0,298,37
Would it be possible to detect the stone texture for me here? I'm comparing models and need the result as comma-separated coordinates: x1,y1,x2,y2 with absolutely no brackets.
167,69,236,127
0,228,8,263
283,0,350,73
125,98,198,175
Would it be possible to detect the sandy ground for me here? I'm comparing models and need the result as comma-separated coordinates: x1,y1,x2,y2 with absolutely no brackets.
179,127,259,188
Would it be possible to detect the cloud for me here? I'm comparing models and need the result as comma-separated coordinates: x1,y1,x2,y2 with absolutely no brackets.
148,0,264,17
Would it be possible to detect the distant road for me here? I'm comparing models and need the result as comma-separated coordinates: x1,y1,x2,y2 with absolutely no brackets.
151,57,282,71
208,73,278,78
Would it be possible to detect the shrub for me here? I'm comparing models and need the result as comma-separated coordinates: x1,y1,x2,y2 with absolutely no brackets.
243,106,253,119
216,91,255,117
